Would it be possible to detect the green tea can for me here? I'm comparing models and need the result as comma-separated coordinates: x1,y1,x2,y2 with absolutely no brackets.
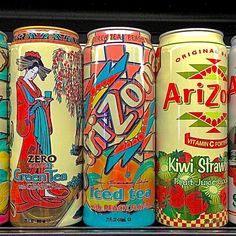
9,26,83,227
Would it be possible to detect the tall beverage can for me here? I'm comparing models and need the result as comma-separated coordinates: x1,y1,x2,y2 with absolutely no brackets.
228,36,236,224
83,27,156,227
0,31,9,225
156,28,228,227
9,26,83,227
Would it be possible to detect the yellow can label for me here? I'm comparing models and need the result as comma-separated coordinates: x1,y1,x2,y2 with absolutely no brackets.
9,41,82,227
156,42,228,227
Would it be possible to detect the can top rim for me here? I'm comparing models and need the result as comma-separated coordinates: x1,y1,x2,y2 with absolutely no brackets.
87,26,151,37
0,31,7,40
231,35,236,45
13,25,79,37
160,28,223,39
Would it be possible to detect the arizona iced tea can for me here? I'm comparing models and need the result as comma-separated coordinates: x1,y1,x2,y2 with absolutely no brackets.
0,31,9,225
228,36,236,224
156,28,228,227
83,27,156,227
9,26,83,227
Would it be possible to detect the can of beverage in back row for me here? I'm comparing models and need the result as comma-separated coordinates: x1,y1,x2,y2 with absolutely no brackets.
9,26,83,227
228,36,236,224
0,31,9,225
229,159,236,224
156,28,228,227
83,27,156,227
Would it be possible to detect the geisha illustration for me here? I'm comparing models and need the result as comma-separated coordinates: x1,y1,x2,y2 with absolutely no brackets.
16,51,52,156
11,51,70,215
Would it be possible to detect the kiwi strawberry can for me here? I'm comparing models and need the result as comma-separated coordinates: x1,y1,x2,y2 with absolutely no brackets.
156,28,228,227
9,26,83,227
229,36,236,224
83,27,156,227
0,31,9,225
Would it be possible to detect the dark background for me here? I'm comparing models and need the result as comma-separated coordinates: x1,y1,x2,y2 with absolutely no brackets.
0,0,235,45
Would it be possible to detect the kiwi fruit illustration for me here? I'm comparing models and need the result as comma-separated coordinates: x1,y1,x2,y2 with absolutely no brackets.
158,154,177,182
199,176,224,205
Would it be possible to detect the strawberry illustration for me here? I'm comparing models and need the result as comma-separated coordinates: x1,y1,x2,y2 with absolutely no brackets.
178,152,192,163
169,184,185,208
157,185,169,208
229,166,236,186
220,187,227,208
186,191,208,215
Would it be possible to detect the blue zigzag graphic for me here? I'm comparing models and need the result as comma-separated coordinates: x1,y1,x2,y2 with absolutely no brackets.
84,52,129,128
94,52,129,86
105,100,155,174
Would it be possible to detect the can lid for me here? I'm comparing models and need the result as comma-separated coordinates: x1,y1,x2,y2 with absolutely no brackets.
13,25,79,38
160,28,223,40
159,28,225,47
87,26,151,38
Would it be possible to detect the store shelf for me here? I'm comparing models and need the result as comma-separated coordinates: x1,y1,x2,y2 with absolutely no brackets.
0,1,235,235
0,8,236,45
1,222,236,235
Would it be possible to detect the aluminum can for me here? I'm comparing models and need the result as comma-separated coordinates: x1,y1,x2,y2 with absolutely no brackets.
0,31,9,225
9,26,83,227
229,160,236,224
83,27,156,227
156,28,228,227
228,36,236,224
